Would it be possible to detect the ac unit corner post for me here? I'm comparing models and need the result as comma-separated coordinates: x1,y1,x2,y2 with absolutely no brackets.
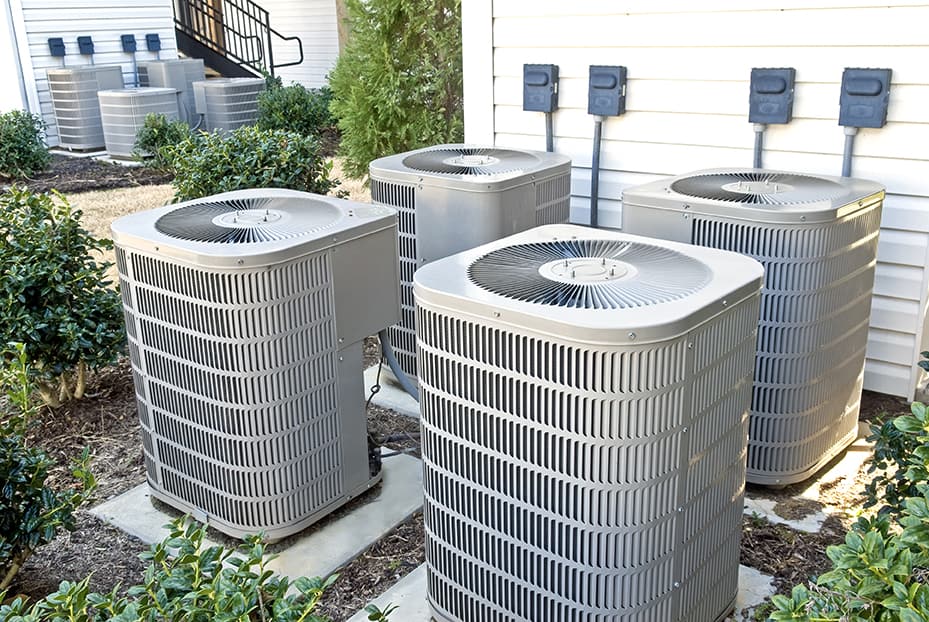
111,189,399,540
369,144,572,389
622,169,885,486
413,224,764,622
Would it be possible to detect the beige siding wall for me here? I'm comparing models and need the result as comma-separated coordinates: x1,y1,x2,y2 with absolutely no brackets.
463,1,929,399
262,0,339,88
13,0,178,146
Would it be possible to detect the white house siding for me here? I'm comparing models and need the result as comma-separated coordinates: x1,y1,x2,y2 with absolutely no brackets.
1,1,29,113
10,0,178,146
262,0,339,88
462,1,929,399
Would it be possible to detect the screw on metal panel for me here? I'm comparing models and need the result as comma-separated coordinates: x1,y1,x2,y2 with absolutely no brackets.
682,427,688,433
687,343,693,349
722,300,728,306
601,258,606,265
237,259,244,265
493,312,501,317
571,269,576,277
673,582,681,589
800,215,807,221
683,204,690,209
338,337,344,343
610,268,615,276
628,332,636,340
677,507,683,512
339,356,343,361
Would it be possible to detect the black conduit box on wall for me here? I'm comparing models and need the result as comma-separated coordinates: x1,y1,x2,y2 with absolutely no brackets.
523,64,559,112
839,67,892,128
588,65,627,116
145,33,162,52
77,36,94,55
749,67,796,124
47,38,66,57
121,34,137,53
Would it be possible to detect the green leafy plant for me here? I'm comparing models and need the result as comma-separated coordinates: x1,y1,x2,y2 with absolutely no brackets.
0,110,51,179
328,0,463,179
165,125,339,202
0,517,394,621
0,343,97,591
133,113,191,171
257,83,335,138
0,188,125,406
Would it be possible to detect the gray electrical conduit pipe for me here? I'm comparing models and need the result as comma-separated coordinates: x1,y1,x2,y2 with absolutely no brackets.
841,126,858,177
752,123,766,168
378,330,419,401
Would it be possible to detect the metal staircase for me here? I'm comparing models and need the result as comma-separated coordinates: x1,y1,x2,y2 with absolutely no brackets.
174,0,303,78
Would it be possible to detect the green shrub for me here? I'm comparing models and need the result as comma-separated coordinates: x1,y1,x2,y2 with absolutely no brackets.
0,188,125,406
0,110,51,179
0,516,394,621
0,343,96,591
769,399,929,621
166,125,339,202
134,113,191,171
257,83,335,137
328,0,463,179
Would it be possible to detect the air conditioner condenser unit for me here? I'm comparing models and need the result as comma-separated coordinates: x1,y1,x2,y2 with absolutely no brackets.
369,144,572,387
415,223,764,622
622,168,884,486
111,188,400,539
47,65,124,150
98,87,179,159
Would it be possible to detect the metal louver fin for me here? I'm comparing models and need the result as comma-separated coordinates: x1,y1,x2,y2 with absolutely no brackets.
468,239,712,309
401,147,541,176
155,197,343,244
670,171,846,205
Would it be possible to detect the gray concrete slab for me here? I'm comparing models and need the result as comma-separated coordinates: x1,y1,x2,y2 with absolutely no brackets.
346,563,776,622
91,451,423,582
364,364,420,418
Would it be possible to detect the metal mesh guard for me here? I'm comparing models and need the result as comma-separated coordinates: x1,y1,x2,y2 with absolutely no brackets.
401,147,541,176
155,196,343,244
467,239,712,309
670,171,846,205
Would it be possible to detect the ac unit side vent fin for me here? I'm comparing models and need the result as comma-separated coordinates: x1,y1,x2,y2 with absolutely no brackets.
467,239,712,309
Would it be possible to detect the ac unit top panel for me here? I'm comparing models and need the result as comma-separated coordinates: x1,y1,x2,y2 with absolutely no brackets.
47,65,124,80
195,77,266,90
111,188,397,268
622,168,885,224
414,224,763,344
98,87,179,99
369,144,571,192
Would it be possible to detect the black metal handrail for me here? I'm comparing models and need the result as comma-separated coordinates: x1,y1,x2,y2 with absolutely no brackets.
174,0,303,76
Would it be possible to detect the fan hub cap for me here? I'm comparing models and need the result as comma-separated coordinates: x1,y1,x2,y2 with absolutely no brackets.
444,154,500,168
540,258,633,283
214,209,283,228
720,180,794,195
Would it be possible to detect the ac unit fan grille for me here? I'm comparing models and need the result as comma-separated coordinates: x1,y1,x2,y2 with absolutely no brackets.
467,240,711,309
155,197,341,243
402,147,540,176
670,171,846,205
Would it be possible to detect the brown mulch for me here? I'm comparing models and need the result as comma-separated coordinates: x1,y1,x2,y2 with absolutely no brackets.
3,154,173,195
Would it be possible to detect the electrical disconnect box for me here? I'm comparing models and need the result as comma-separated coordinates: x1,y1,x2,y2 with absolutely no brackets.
839,68,892,128
47,38,65,57
749,67,796,124
588,65,627,116
77,36,94,55
145,33,161,52
120,34,137,53
523,64,559,112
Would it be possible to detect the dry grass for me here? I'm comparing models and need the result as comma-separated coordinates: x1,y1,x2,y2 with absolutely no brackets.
331,157,370,203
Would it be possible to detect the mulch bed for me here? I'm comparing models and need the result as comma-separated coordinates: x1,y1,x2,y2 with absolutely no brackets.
3,154,173,195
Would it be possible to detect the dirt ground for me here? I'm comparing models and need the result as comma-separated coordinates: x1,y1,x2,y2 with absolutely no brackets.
1,154,916,619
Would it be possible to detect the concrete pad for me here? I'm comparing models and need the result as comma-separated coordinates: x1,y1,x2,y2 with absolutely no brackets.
347,563,775,622
48,148,107,159
743,422,874,533
364,364,420,418
91,451,423,582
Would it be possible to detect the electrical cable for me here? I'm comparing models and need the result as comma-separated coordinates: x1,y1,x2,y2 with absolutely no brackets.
590,117,603,228
377,330,419,401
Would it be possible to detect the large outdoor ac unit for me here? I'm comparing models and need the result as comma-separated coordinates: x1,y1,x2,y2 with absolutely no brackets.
111,188,400,540
193,77,266,131
622,168,884,486
369,144,571,386
47,65,124,150
137,58,205,125
415,224,764,622
98,87,179,159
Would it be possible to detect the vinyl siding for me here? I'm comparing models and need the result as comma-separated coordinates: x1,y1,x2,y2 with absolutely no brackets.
13,0,178,146
463,1,929,399
261,0,339,88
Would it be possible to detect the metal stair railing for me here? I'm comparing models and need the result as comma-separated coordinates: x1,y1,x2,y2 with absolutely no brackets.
174,0,303,76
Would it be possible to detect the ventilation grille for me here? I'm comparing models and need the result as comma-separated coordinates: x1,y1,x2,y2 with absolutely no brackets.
402,147,540,176
154,196,342,243
467,240,712,309
671,171,846,205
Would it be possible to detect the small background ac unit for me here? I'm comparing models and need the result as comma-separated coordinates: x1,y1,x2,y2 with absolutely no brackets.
622,168,884,486
98,87,179,159
137,59,205,125
47,65,124,150
111,188,400,539
193,77,266,131
369,144,571,387
414,224,763,622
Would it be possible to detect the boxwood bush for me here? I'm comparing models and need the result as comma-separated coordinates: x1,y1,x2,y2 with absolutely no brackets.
166,125,339,201
0,110,51,179
134,112,191,171
257,83,335,138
